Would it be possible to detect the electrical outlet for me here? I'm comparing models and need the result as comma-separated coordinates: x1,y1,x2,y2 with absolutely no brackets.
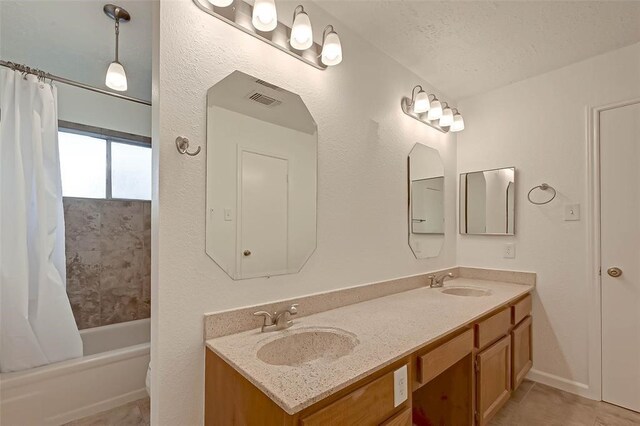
504,243,516,259
393,365,408,407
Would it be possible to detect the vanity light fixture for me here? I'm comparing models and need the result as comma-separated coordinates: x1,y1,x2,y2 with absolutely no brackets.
192,0,342,70
321,25,343,66
252,0,278,32
426,96,443,121
450,109,465,132
408,85,430,114
400,86,463,133
207,0,234,6
290,5,313,50
104,4,130,92
439,103,454,127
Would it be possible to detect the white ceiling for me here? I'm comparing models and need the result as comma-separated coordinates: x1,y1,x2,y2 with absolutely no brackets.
316,1,640,100
0,0,152,101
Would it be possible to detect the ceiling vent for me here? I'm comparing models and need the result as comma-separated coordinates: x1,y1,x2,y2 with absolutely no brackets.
247,92,282,107
255,79,282,91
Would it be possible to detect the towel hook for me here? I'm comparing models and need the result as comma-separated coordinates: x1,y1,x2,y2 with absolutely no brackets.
527,183,556,205
175,136,201,156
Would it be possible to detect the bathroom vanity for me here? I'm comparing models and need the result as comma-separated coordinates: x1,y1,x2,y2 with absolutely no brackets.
204,274,533,425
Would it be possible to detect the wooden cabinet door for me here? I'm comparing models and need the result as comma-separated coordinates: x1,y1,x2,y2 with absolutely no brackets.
476,335,511,426
511,316,533,390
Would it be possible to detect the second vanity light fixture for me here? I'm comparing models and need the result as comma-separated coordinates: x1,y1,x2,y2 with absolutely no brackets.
401,85,465,133
196,0,343,70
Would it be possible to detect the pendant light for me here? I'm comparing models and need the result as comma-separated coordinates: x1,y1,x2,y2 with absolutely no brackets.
290,5,313,50
439,103,454,127
450,109,465,132
409,85,430,114
426,96,443,121
252,0,277,32
207,0,234,6
321,25,342,66
104,4,130,92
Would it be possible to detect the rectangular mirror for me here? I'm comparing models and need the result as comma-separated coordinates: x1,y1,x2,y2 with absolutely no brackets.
206,71,317,280
459,167,515,235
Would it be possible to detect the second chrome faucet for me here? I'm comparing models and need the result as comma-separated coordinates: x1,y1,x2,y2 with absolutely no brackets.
253,304,298,332
427,272,454,288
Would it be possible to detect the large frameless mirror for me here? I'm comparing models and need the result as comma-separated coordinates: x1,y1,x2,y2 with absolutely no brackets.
459,167,515,235
408,143,445,259
206,71,317,280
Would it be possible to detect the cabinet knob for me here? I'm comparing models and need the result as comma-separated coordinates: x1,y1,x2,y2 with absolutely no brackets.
243,250,252,257
607,267,622,278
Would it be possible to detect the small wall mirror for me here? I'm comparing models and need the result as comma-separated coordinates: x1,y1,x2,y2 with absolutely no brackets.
206,71,317,279
408,143,445,258
459,167,515,235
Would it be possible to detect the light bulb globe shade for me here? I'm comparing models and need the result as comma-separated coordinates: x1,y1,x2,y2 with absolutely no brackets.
105,61,127,92
412,90,430,114
426,99,443,121
207,0,233,6
321,31,342,66
439,107,454,127
290,11,313,50
252,0,277,32
451,113,465,132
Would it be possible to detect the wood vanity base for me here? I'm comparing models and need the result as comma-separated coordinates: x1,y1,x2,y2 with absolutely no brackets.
205,292,533,426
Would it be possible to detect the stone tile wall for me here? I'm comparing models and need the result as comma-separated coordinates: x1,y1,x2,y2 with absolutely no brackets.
64,198,151,329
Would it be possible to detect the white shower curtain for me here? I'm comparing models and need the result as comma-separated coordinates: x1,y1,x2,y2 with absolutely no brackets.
0,68,83,373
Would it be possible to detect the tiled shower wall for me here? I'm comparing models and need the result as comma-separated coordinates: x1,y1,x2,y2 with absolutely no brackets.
64,198,151,329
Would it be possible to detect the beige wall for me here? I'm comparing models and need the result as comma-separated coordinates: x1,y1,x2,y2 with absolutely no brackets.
153,1,457,423
457,42,640,397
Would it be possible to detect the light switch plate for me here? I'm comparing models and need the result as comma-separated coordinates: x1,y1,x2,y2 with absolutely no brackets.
504,243,516,259
564,204,580,221
393,365,408,407
224,208,233,221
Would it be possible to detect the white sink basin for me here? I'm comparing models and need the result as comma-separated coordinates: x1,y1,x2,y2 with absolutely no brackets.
441,286,491,297
256,327,359,367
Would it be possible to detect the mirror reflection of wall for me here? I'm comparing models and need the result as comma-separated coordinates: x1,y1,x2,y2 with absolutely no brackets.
459,167,515,235
408,143,445,259
206,71,317,280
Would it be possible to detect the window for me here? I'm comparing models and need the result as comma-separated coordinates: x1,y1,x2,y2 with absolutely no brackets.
58,125,151,200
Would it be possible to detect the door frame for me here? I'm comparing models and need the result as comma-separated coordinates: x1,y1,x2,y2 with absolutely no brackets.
586,97,640,401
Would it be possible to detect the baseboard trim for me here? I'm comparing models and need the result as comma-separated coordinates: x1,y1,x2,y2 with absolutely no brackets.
48,388,148,425
526,369,598,400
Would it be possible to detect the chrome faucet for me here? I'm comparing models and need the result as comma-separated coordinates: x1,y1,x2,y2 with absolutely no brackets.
427,272,454,288
253,304,298,332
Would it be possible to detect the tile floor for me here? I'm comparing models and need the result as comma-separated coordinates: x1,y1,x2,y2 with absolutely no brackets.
64,382,640,426
490,380,640,426
63,398,149,426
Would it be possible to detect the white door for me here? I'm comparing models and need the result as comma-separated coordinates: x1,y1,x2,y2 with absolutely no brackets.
600,101,640,412
239,151,288,279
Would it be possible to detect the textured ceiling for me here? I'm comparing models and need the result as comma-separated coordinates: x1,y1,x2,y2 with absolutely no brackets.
0,0,152,101
316,1,640,100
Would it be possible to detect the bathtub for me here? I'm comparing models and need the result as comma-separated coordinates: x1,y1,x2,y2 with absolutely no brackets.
0,318,150,426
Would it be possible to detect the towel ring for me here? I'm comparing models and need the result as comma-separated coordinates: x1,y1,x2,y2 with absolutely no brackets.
528,183,556,205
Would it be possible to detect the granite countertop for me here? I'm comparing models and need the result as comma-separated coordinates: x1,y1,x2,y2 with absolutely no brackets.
205,278,533,415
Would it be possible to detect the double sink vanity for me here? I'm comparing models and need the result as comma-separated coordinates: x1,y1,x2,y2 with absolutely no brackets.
202,71,529,425
204,269,534,425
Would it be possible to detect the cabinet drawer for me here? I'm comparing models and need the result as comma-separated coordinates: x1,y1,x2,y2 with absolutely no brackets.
512,294,532,326
417,329,473,387
475,308,511,350
511,316,533,390
380,407,412,426
301,364,409,426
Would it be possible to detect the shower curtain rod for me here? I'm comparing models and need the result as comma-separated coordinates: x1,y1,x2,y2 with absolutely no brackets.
0,60,151,106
